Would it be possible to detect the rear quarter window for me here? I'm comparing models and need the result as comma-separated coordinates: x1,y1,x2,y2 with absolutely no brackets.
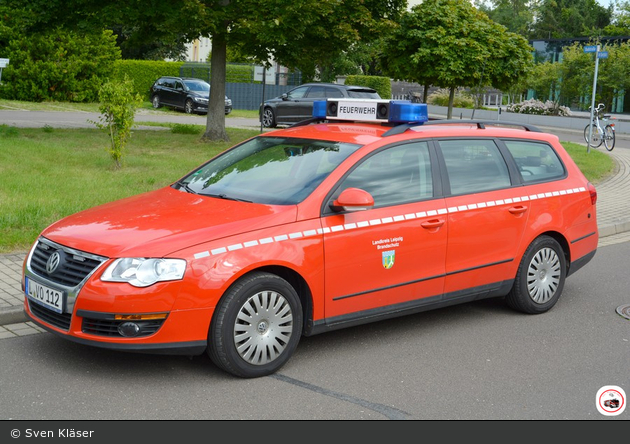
503,140,565,183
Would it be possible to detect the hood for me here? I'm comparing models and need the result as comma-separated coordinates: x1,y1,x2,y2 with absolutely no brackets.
42,187,297,258
189,90,209,100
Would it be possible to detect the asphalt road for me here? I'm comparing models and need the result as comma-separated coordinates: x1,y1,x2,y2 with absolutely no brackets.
0,240,628,421
0,109,262,130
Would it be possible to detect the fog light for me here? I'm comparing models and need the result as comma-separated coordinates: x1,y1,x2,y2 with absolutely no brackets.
118,322,141,337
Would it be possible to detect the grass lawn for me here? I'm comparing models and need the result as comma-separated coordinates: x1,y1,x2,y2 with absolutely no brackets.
0,103,615,254
0,125,260,252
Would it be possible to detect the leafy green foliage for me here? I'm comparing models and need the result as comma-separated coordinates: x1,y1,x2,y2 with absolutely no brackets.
528,41,630,111
427,89,474,108
532,0,612,39
91,76,142,168
0,29,121,102
345,75,391,99
380,0,533,117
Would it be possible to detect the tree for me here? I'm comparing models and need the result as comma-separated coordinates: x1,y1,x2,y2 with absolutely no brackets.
9,0,406,142
604,0,630,35
92,75,142,168
531,0,612,39
475,0,536,37
379,0,533,118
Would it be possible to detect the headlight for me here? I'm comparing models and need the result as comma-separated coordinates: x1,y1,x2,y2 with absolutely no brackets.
101,258,186,287
194,97,208,103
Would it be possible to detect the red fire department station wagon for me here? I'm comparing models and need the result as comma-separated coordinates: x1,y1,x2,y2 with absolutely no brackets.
22,99,598,378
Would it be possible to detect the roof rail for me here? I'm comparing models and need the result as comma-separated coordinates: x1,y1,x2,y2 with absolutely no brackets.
422,120,543,132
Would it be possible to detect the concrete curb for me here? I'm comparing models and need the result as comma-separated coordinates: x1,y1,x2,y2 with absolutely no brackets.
1,306,28,325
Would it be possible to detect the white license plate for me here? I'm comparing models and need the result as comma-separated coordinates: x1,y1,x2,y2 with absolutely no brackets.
25,277,65,314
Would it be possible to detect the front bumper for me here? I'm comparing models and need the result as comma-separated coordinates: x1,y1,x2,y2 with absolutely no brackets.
25,298,211,355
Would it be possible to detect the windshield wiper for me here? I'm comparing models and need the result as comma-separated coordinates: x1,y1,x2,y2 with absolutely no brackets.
174,181,197,194
202,193,252,203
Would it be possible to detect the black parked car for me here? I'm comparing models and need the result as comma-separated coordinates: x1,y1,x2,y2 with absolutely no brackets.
150,76,233,115
259,82,381,128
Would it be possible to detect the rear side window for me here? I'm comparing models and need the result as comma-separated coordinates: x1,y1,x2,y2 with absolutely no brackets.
325,87,344,98
307,86,326,98
503,141,565,183
439,139,511,195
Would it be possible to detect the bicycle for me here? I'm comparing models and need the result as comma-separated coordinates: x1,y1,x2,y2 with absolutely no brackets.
584,103,616,151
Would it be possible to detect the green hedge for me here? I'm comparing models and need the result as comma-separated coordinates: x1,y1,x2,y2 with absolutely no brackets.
113,60,184,100
113,61,260,99
345,75,391,99
0,29,120,102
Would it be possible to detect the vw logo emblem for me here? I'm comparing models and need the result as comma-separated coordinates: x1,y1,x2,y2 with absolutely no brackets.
46,251,61,275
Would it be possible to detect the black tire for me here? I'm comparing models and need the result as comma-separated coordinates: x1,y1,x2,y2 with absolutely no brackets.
261,107,277,128
151,95,160,109
208,272,303,378
583,124,602,148
506,235,566,314
604,125,615,151
184,99,194,114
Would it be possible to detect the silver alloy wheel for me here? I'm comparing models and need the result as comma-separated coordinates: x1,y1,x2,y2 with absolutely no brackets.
185,100,194,114
526,247,561,304
152,95,160,108
233,290,293,366
262,108,274,127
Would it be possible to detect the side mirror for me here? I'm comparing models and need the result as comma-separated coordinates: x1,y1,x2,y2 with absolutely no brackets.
330,188,374,212
281,93,289,100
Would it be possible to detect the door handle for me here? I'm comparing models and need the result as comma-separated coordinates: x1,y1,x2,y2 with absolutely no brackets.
508,205,528,215
421,219,445,230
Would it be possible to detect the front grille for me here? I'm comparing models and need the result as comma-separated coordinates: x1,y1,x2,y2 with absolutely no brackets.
29,301,72,331
82,318,165,337
30,240,105,287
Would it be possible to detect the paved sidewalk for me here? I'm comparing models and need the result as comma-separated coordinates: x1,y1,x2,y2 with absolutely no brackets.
1,141,630,327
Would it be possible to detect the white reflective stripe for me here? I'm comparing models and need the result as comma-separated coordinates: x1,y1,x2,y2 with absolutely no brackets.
194,187,583,259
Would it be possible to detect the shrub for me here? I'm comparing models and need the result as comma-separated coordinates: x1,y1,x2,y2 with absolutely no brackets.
507,99,572,116
427,88,474,108
345,75,391,99
0,29,120,102
91,76,142,168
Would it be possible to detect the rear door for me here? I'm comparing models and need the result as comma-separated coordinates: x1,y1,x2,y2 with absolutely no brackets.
322,141,447,321
437,138,530,299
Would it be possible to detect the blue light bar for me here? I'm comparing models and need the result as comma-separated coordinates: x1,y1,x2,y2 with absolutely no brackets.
312,99,427,124
313,100,327,119
389,101,428,124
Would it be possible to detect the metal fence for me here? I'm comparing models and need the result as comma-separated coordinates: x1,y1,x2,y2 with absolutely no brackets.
180,63,302,110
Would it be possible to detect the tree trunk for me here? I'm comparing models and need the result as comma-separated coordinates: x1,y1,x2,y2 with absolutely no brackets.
447,86,455,119
202,26,229,142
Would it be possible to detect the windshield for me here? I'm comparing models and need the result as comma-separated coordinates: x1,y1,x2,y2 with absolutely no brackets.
174,137,362,205
184,80,210,92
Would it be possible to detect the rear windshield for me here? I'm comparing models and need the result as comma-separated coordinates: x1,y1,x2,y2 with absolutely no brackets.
347,89,381,99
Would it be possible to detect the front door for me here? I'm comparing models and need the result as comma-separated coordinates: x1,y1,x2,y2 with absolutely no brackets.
322,141,447,321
